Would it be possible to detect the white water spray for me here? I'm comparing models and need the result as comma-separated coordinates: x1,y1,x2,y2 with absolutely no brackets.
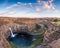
9,27,16,37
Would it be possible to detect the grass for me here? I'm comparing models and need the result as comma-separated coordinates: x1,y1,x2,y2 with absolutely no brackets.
54,19,60,22
32,37,43,45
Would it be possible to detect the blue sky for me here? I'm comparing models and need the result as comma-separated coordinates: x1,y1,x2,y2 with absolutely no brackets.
0,0,60,18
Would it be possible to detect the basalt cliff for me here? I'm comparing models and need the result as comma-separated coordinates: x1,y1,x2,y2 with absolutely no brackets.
0,17,60,48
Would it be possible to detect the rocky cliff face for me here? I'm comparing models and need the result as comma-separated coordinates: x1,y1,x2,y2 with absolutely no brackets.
0,17,60,48
36,19,60,48
0,17,39,48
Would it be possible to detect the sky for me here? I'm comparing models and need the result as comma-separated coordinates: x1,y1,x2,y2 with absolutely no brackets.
0,0,60,18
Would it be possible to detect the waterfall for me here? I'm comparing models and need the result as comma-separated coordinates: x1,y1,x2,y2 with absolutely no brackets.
9,27,16,37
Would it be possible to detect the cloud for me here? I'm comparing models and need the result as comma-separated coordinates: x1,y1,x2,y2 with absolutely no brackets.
0,0,58,17
49,0,53,3
35,0,58,13
6,2,21,10
43,2,54,10
0,0,55,12
0,2,33,15
0,2,21,15
35,6,41,12
43,2,50,9
37,0,41,3
37,0,55,10
28,3,33,8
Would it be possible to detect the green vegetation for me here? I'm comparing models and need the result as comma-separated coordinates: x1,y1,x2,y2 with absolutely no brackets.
54,19,60,22
32,36,43,45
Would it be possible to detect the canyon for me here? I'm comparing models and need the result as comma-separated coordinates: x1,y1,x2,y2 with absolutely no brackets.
0,17,60,48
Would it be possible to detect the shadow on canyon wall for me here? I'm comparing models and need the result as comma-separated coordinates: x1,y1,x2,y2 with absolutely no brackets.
0,17,60,48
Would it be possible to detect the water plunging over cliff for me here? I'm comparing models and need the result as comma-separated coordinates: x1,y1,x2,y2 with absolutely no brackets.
8,28,33,46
